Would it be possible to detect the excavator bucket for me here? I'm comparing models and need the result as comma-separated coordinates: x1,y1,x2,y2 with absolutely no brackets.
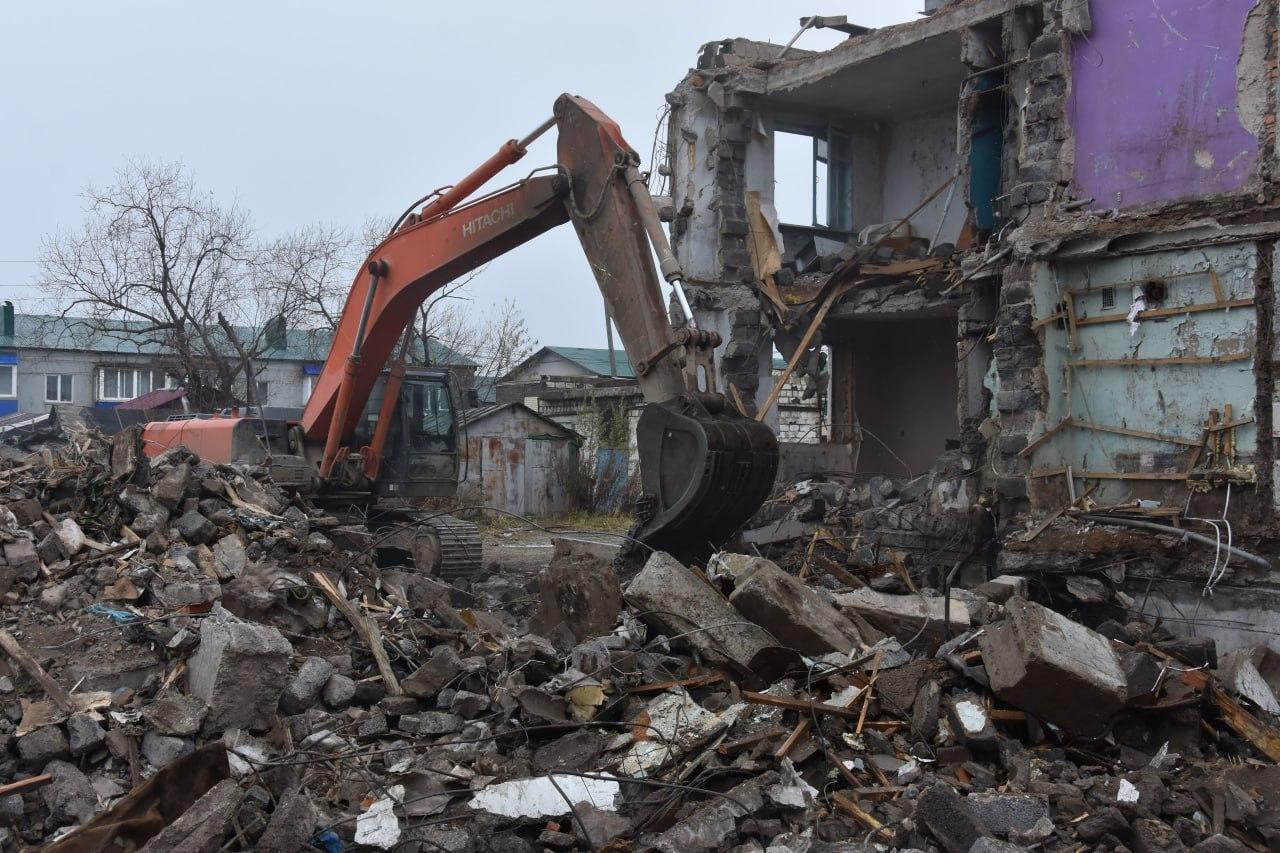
634,398,779,556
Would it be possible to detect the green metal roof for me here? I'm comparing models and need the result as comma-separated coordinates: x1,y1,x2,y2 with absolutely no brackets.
0,314,475,366
542,346,635,378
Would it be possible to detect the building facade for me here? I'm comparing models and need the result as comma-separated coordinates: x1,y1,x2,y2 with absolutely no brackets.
498,345,825,463
663,0,1280,651
0,311,473,415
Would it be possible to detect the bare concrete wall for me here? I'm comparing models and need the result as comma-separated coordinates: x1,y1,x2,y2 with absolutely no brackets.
879,110,966,243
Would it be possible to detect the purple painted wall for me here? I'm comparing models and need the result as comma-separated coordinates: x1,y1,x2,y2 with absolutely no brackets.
1069,0,1261,208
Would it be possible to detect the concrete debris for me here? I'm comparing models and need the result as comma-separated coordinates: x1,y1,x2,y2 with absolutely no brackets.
469,774,621,818
624,550,775,672
835,587,970,652
0,423,1274,851
979,596,1127,734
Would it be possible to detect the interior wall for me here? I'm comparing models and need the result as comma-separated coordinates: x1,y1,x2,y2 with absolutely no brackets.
880,110,966,244
849,314,961,476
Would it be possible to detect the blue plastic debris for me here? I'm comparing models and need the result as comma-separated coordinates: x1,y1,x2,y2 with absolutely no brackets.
84,603,138,624
310,830,343,852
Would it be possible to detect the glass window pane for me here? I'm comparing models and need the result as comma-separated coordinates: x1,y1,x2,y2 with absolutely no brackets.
46,375,56,401
137,370,151,395
103,369,117,399
122,371,134,399
0,366,14,397
61,375,72,401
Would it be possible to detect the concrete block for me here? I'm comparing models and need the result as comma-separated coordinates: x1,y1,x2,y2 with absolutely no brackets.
834,588,969,652
727,557,865,655
978,597,1126,735
971,575,1028,604
916,782,991,853
625,551,774,671
188,609,292,733
279,657,335,715
402,645,464,699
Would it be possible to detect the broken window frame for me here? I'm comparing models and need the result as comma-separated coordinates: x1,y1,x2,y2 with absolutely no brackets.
775,121,854,232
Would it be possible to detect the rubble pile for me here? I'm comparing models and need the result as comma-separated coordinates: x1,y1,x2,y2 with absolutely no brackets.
745,455,993,587
0,428,1276,850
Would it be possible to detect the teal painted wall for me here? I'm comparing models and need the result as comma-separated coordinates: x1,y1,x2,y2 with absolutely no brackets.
1030,243,1259,506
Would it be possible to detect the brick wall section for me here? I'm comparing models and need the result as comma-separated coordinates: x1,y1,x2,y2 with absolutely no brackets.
989,20,1072,524
713,90,769,406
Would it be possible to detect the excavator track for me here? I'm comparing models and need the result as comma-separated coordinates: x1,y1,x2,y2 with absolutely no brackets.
424,513,484,581
362,506,484,581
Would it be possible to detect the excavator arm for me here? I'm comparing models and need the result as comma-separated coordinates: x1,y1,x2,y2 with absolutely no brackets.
299,94,777,555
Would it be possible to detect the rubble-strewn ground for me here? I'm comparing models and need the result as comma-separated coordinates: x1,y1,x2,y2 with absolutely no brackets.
0,424,1278,852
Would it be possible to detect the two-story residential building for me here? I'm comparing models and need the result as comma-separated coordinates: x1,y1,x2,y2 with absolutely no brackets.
0,307,474,415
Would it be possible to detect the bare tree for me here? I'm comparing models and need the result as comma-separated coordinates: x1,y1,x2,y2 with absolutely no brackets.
38,160,363,409
257,223,359,331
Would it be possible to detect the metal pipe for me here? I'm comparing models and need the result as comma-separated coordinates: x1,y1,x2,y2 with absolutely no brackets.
517,116,556,150
623,165,697,330
1080,514,1272,570
417,119,549,223
603,297,618,377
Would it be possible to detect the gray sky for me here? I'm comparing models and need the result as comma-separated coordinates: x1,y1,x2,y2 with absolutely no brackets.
1,1,921,350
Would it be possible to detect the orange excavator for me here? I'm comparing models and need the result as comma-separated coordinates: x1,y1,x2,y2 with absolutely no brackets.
142,95,778,577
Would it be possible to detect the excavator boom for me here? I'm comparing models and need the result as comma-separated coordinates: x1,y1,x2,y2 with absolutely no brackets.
147,94,778,558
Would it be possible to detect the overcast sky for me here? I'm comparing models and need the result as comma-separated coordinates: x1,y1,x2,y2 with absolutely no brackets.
1,1,922,350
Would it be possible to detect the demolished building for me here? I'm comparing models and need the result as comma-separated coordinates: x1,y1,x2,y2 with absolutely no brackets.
664,0,1280,650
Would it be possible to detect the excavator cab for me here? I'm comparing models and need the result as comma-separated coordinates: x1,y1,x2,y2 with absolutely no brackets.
352,368,461,499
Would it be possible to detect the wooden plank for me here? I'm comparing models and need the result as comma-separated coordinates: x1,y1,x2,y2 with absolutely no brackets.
832,791,894,842
1072,298,1252,327
1070,418,1203,447
756,280,855,422
1063,293,1080,351
627,672,724,694
1068,353,1250,367
1019,417,1071,458
0,773,51,797
311,572,403,696
0,629,73,714
1210,269,1226,304
1030,468,1189,481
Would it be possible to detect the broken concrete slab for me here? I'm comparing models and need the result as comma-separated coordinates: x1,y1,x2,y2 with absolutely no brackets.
1218,646,1280,716
42,760,97,828
979,596,1127,735
624,551,775,672
971,575,1028,604
401,645,464,699
726,556,865,655
257,790,317,853
187,608,292,733
834,587,970,651
138,778,241,853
